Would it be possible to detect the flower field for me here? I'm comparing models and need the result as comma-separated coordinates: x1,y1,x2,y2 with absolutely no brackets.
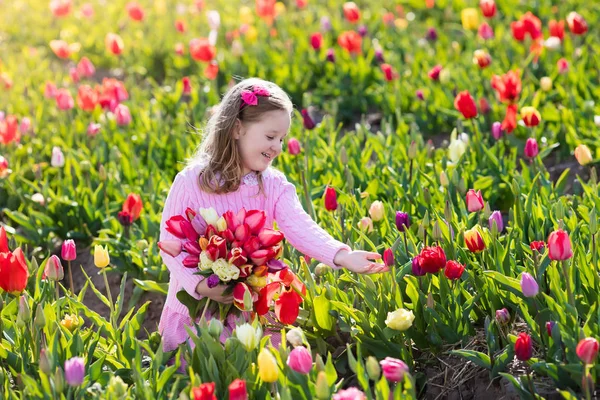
1,0,600,398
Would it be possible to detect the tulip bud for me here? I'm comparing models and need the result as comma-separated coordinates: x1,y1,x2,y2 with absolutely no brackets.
34,303,46,329
466,189,484,212
495,308,510,325
366,356,381,380
489,211,503,233
315,371,330,399
257,348,279,382
408,141,417,160
323,186,338,211
286,327,306,347
340,146,348,164
440,171,449,187
444,200,453,223
545,321,556,337
54,368,64,393
520,272,539,297
383,248,394,267
432,221,443,241
395,211,410,232
368,201,384,222
45,255,64,281
315,354,326,372
380,357,409,382
423,187,431,204
314,263,329,277
491,121,502,140
39,348,52,376
287,138,301,155
540,77,552,91
98,165,107,181
17,295,31,327
208,319,224,339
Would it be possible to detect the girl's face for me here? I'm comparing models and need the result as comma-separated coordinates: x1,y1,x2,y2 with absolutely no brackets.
234,109,291,175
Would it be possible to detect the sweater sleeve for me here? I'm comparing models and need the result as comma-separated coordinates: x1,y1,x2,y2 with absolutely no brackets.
159,169,204,299
273,177,351,269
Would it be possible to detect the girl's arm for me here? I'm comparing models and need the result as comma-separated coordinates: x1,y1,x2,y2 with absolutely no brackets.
159,170,205,299
274,179,386,273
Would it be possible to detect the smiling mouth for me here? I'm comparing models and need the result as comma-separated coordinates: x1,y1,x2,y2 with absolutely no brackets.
261,152,272,160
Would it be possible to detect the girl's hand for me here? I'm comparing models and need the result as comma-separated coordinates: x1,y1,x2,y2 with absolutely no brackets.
333,249,389,274
195,280,234,304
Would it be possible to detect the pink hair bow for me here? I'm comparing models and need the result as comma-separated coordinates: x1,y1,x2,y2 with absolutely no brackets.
240,85,271,107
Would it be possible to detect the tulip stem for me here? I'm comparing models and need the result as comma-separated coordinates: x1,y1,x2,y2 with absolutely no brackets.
199,298,211,323
68,260,75,296
102,269,114,328
526,368,536,397
403,231,409,258
560,260,575,311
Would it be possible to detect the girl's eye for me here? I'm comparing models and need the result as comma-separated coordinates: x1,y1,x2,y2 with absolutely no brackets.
266,136,274,140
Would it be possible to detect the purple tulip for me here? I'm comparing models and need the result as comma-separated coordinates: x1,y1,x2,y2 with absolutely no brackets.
301,109,316,130
395,212,410,232
491,121,502,140
495,308,510,325
411,256,426,276
375,49,384,63
520,272,539,297
320,16,331,32
64,357,85,386
489,211,503,232
357,25,368,37
326,48,335,63
206,274,220,288
426,27,438,41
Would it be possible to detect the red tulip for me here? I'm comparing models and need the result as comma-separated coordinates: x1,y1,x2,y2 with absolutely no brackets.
557,58,569,74
511,20,526,41
466,189,484,212
165,215,198,241
428,65,442,81
491,70,522,103
235,223,251,243
515,332,532,361
250,248,276,266
454,91,478,119
233,282,253,311
183,241,202,256
444,260,465,280
502,104,518,133
228,379,248,400
381,64,396,81
0,156,8,176
0,115,21,144
464,227,485,253
182,77,192,96
342,2,360,23
204,61,219,80
126,2,145,21
50,40,78,59
324,186,338,211
182,254,200,268
549,19,565,40
105,33,124,56
547,229,573,261
383,248,394,267
50,0,72,17
275,288,303,324
192,382,216,400
521,12,542,40
566,12,587,35
0,226,8,253
310,33,322,50
228,247,247,267
479,0,496,18
207,235,227,259
0,247,29,294
256,0,276,24
175,43,185,55
175,19,187,33
337,31,362,54
530,241,545,253
121,194,143,222
417,246,447,274
242,236,261,255
190,38,216,62
576,338,599,364
524,138,539,159
76,85,99,112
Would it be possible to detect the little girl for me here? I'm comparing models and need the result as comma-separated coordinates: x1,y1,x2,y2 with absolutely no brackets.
158,78,388,359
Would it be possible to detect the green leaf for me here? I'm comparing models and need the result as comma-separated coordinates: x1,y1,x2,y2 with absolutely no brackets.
450,350,491,369
313,294,335,331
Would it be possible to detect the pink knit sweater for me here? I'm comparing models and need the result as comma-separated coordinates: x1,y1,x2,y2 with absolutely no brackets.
157,162,350,352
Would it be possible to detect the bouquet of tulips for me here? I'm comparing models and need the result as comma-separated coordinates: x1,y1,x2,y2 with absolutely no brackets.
158,207,305,325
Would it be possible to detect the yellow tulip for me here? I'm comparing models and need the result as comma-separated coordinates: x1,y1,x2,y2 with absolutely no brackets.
239,6,254,24
461,8,479,30
60,313,80,332
540,77,552,91
245,26,258,43
257,348,279,382
368,201,385,222
385,308,415,331
94,245,110,268
575,144,593,165
274,2,286,16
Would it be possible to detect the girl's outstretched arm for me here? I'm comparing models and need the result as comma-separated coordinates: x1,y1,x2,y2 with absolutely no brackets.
274,179,387,274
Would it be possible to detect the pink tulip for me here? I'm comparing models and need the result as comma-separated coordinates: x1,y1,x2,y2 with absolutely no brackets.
44,82,58,99
466,189,484,212
380,357,409,382
19,117,31,134
576,338,599,364
258,228,284,247
114,104,131,126
61,239,77,261
244,210,267,234
287,138,301,155
44,255,64,281
77,57,95,78
87,122,101,136
55,89,74,110
547,229,573,261
158,240,182,257
524,138,539,158
287,346,313,374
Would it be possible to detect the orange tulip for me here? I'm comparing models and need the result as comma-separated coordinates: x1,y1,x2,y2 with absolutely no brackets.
76,85,99,112
337,31,362,54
